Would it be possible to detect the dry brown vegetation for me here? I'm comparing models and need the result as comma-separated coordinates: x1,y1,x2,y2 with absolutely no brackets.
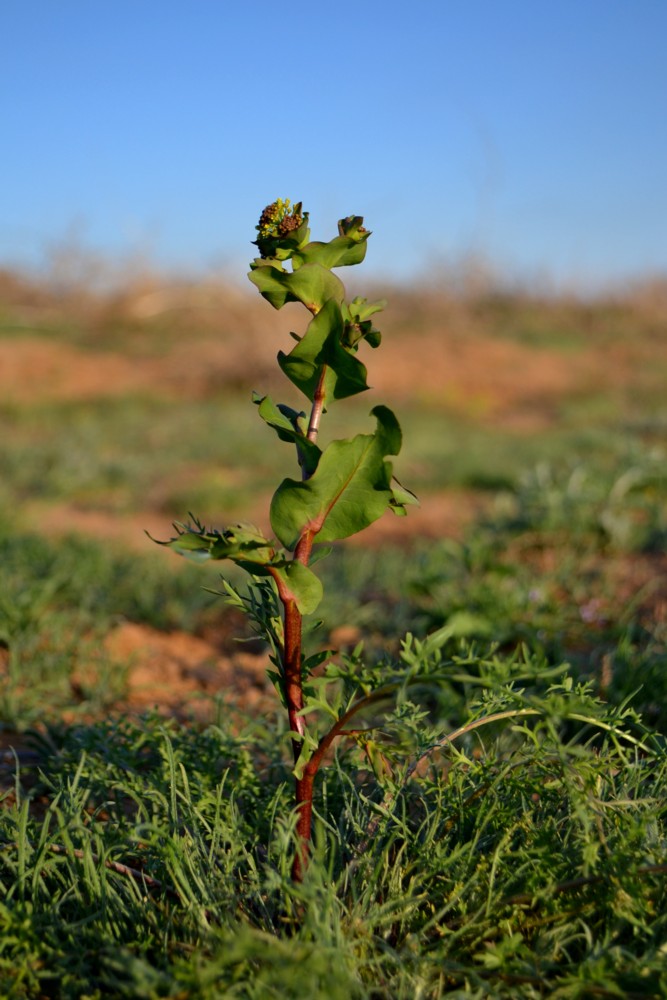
2,264,666,416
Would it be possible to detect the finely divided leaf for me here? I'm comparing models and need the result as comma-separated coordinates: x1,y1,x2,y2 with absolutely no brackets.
154,519,323,613
156,521,275,563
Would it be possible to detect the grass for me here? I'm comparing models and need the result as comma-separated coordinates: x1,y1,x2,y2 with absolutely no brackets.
0,269,666,995
1,451,666,996
1,681,666,997
1,387,662,525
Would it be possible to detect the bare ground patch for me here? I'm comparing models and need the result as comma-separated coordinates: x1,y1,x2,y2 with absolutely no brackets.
105,621,274,721
0,324,638,424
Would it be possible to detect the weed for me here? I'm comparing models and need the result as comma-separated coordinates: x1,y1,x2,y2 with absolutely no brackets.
157,202,418,879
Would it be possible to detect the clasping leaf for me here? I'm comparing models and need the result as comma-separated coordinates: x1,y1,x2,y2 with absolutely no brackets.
248,260,345,313
278,298,369,403
270,405,403,549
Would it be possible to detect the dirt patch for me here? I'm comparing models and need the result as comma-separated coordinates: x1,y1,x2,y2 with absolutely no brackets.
370,331,595,423
0,335,276,404
349,489,489,545
0,337,165,403
105,621,274,721
1,312,658,437
23,502,172,553
0,325,607,423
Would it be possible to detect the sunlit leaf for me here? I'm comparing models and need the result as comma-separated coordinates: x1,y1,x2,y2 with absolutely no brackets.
270,406,402,549
248,260,344,313
278,298,369,403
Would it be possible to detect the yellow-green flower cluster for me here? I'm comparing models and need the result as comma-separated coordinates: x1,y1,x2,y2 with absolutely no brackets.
257,198,303,240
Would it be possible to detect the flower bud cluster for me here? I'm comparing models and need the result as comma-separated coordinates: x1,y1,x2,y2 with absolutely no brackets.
255,199,306,257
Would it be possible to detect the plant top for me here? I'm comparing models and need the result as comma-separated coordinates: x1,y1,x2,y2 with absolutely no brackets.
159,199,416,614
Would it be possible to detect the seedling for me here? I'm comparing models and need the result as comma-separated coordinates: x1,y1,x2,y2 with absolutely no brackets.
157,199,417,879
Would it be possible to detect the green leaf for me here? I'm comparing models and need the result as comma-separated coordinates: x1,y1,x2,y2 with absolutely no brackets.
248,260,345,313
271,561,323,615
340,296,385,349
423,612,495,649
154,519,275,564
292,235,368,270
337,215,368,239
153,518,323,613
246,260,291,310
302,648,335,673
346,296,386,322
389,476,420,515
309,545,333,566
292,730,319,780
278,298,369,404
270,406,402,549
253,394,321,476
286,263,346,312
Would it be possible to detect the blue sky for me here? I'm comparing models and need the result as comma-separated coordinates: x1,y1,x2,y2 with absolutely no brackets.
2,1,666,288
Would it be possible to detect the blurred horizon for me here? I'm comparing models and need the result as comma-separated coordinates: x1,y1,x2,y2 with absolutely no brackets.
2,1,666,292
3,238,666,322
2,240,666,304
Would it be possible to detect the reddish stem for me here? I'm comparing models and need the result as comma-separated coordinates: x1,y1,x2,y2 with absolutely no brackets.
283,599,305,751
282,362,329,880
306,367,327,442
292,775,314,882
281,526,316,880
288,682,393,880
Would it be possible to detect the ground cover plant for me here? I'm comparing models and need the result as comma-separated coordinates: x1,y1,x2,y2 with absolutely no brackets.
0,227,666,995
